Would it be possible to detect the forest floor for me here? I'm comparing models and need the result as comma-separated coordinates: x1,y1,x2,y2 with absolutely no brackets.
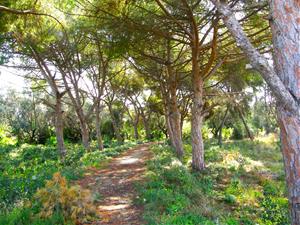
77,143,153,225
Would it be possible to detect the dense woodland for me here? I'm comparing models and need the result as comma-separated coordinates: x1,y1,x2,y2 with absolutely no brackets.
0,0,299,224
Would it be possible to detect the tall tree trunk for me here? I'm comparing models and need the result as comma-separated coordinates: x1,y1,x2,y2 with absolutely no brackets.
191,91,205,170
190,16,206,170
133,121,139,140
161,88,176,146
169,110,184,158
95,103,104,151
278,111,300,223
60,71,91,150
164,109,175,145
80,119,90,150
55,96,66,159
76,109,90,150
133,109,140,140
191,61,205,170
270,1,300,222
168,68,184,158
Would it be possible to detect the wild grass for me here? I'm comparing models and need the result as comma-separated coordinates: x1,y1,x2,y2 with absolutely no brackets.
137,134,289,225
0,140,139,224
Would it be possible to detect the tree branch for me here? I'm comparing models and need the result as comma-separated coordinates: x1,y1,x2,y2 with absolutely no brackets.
211,0,298,115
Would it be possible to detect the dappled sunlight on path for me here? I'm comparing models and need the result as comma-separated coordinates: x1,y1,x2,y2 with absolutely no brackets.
78,143,152,225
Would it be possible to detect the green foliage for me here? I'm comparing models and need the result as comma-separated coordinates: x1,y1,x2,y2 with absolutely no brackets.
0,206,69,225
258,180,289,225
0,125,17,145
138,137,290,225
0,90,52,145
0,140,137,216
137,144,217,224
259,196,289,225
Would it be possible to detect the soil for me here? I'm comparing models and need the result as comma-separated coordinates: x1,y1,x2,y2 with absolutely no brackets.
78,143,153,225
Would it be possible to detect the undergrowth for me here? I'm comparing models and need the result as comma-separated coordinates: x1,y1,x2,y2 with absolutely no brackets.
0,140,139,224
137,135,289,225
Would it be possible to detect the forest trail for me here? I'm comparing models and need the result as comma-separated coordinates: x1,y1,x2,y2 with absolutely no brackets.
78,143,153,225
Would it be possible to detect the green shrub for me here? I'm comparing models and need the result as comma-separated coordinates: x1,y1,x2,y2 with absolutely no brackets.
225,218,239,225
260,196,289,225
160,213,215,225
224,194,237,204
262,180,280,196
0,125,17,146
0,207,69,225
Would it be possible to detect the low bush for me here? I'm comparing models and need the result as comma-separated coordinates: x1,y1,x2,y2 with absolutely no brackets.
34,172,96,223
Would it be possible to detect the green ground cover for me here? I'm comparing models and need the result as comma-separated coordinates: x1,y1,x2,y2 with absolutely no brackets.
137,135,289,225
0,140,139,224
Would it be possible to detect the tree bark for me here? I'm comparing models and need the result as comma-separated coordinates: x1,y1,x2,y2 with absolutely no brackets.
270,1,300,222
95,103,104,151
133,123,139,140
55,95,66,158
164,107,175,145
278,111,300,223
190,21,205,171
133,107,140,140
132,108,140,141
78,114,90,150
210,0,298,115
168,65,184,158
191,73,205,171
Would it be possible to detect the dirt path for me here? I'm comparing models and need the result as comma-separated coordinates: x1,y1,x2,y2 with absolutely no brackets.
78,143,152,225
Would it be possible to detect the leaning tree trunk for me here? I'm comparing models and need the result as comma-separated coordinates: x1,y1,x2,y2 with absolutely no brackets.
211,0,300,222
95,103,104,151
55,96,66,159
236,106,254,140
270,1,300,222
